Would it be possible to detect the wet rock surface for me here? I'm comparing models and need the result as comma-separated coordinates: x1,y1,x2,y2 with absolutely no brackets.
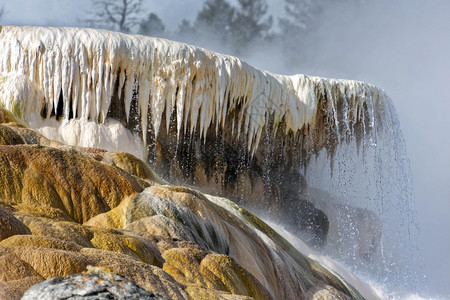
0,114,362,299
21,266,166,300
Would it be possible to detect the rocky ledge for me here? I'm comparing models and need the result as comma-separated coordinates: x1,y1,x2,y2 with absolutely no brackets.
21,266,165,300
0,107,361,299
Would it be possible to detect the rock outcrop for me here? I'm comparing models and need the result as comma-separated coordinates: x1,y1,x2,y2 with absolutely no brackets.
0,114,361,299
21,266,166,300
0,25,419,298
0,26,392,249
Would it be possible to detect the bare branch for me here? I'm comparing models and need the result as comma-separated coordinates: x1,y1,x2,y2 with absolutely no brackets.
85,0,145,33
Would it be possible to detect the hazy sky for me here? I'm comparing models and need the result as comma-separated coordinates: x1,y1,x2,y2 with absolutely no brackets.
293,2,450,296
0,0,283,30
1,0,449,297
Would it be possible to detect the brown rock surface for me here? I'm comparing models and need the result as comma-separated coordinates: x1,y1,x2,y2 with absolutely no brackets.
0,120,361,300
0,205,31,241
162,248,271,299
86,185,358,299
0,144,149,223
0,106,15,124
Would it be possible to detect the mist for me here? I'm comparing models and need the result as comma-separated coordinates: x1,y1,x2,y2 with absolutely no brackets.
174,1,450,294
259,1,450,296
0,0,448,297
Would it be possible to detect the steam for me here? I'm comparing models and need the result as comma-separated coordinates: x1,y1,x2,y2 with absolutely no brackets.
178,0,450,296
0,0,448,297
245,0,449,297
300,1,450,297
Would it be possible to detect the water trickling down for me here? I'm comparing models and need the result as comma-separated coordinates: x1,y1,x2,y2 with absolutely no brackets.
0,26,420,296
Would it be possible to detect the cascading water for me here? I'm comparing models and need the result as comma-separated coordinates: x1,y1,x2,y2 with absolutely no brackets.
299,93,420,296
0,26,421,298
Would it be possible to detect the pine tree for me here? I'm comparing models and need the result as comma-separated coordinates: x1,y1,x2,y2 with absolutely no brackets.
195,0,235,44
175,19,197,43
280,0,323,33
277,0,325,68
232,0,273,52
182,0,273,56
139,13,166,37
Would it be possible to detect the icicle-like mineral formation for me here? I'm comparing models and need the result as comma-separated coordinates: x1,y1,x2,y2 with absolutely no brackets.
0,26,387,206
0,26,381,155
0,26,419,293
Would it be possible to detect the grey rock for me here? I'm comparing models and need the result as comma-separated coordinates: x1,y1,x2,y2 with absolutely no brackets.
21,266,168,300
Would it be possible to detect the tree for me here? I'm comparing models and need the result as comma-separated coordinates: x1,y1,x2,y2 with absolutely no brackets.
195,0,236,44
231,0,273,52
277,0,326,68
178,0,273,56
138,13,166,37
171,0,237,54
280,0,323,32
174,19,197,43
87,0,145,33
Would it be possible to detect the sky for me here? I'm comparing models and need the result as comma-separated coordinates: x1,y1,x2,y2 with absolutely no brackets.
1,0,449,297
291,2,450,296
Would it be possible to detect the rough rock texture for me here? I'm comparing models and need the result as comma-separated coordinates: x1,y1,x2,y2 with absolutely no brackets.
0,118,361,299
21,266,167,300
0,205,31,241
86,185,316,299
0,124,151,223
0,106,15,123
0,26,379,249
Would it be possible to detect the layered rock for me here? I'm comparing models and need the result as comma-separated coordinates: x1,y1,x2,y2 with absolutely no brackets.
0,116,361,299
0,27,390,246
0,25,413,298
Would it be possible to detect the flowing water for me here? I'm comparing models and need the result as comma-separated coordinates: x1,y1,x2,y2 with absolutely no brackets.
0,26,422,298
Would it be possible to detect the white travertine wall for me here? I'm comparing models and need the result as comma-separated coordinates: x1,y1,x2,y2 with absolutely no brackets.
0,26,385,156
